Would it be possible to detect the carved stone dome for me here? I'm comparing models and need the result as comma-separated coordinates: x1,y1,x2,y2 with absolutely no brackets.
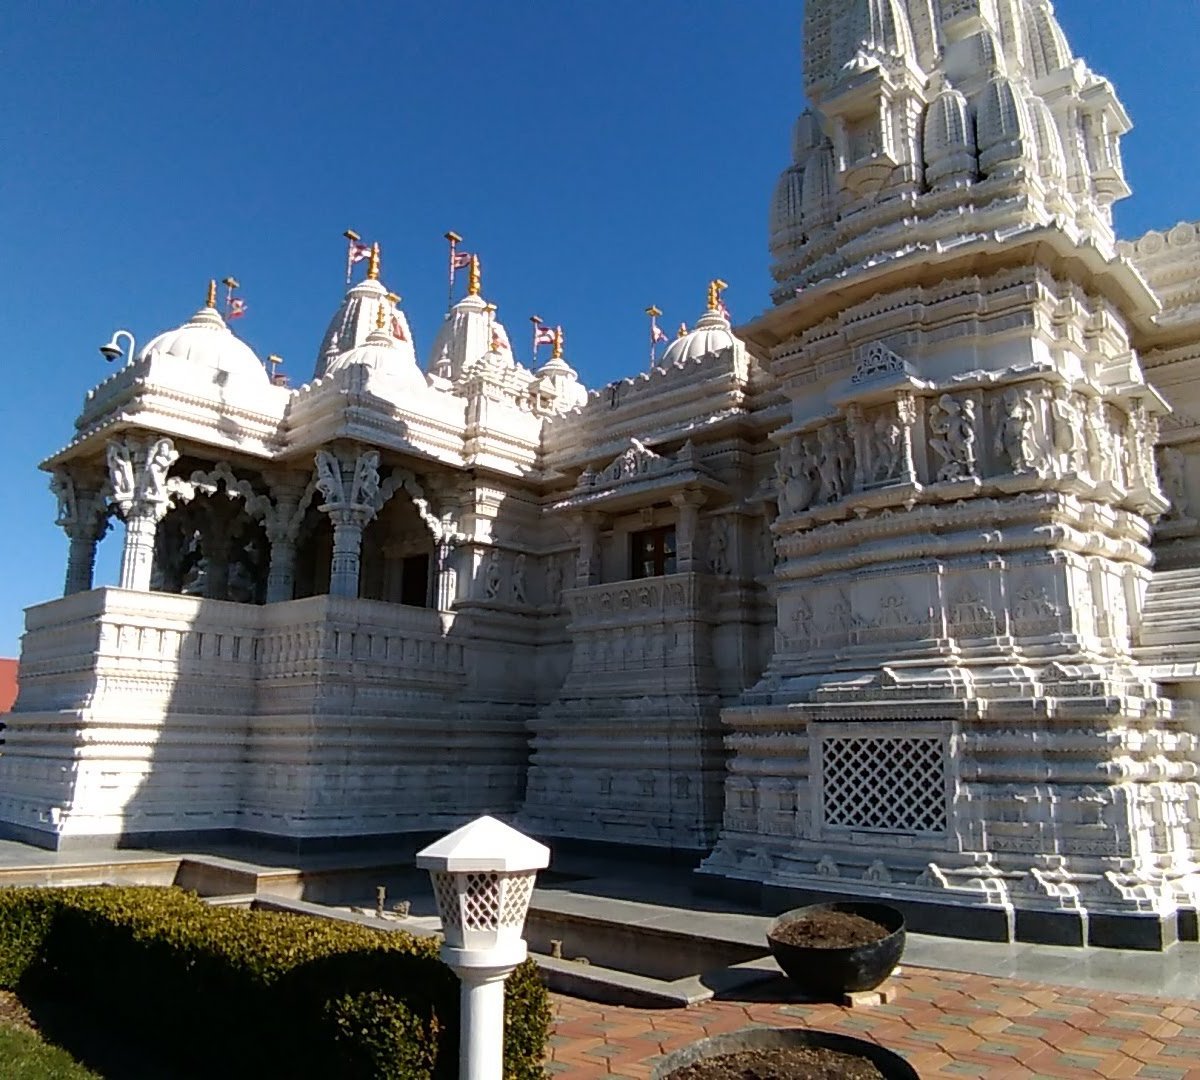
661,309,736,366
323,302,427,392
923,83,977,189
975,74,1034,178
315,277,417,380
139,302,268,386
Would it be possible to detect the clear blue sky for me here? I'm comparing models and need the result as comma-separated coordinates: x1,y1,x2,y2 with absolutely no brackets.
1,1,1197,654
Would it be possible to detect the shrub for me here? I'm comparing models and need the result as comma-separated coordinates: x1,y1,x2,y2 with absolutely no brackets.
0,1025,102,1079
0,886,549,1080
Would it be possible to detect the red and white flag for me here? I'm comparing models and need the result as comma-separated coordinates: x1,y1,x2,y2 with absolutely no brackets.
346,240,372,282
391,314,407,342
717,300,732,322
534,324,557,346
651,323,669,344
451,250,474,270
227,297,247,320
491,328,509,351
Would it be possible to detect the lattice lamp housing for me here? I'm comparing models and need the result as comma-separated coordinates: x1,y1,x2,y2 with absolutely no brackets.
417,815,551,959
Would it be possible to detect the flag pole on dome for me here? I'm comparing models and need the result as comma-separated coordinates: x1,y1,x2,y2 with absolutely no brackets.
530,314,557,362
445,231,475,308
223,276,246,320
344,229,373,284
645,304,667,368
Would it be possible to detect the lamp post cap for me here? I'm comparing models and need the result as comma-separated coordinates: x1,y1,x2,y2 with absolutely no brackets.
416,815,550,873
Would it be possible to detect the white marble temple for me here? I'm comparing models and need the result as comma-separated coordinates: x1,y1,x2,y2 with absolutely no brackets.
5,0,1200,941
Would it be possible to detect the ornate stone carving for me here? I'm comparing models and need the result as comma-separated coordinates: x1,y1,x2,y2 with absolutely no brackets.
708,517,731,576
993,388,1040,475
871,409,904,482
851,341,906,384
929,394,978,481
1158,446,1189,519
776,436,818,514
1051,386,1088,476
484,549,504,600
512,553,528,604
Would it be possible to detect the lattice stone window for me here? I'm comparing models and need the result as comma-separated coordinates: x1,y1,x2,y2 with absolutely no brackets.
817,726,950,836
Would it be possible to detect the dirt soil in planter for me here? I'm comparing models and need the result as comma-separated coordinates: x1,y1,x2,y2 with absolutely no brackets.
771,910,890,949
665,1045,885,1079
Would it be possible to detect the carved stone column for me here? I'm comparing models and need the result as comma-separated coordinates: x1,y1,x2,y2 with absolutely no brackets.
262,474,309,603
434,537,459,610
51,470,110,595
895,390,917,484
672,490,706,572
314,447,383,599
845,403,867,491
106,436,179,592
329,512,366,597
578,512,603,586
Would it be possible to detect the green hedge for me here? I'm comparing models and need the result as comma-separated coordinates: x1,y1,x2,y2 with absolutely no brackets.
0,886,549,1080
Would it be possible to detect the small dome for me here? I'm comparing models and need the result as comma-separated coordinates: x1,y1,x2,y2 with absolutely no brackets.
1025,92,1067,184
1023,0,1072,81
323,299,426,392
791,110,822,163
661,309,736,366
975,74,1034,177
769,164,805,254
139,302,268,386
800,142,837,226
923,84,977,189
426,292,515,381
314,277,417,380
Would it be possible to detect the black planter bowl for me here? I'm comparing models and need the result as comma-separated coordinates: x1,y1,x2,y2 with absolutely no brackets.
651,1025,919,1079
767,901,906,998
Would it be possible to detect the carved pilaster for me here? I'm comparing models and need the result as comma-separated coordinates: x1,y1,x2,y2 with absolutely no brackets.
51,469,110,595
106,436,179,591
261,472,311,604
672,489,707,572
895,390,917,484
314,448,383,598
845,403,866,492
578,512,603,586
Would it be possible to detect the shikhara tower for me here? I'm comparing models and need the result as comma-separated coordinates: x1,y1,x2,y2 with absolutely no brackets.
700,0,1200,946
4,1,1200,947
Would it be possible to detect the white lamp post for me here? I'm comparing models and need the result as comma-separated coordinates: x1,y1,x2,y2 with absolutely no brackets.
417,816,550,1080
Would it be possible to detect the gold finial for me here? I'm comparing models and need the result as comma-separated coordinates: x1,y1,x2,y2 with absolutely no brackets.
387,291,401,305
468,254,481,296
677,322,689,338
267,354,283,377
552,326,564,359
376,300,388,330
645,305,662,318
367,242,381,280
707,278,728,312
206,280,217,308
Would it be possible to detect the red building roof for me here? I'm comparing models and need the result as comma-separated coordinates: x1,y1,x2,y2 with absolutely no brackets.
0,659,18,713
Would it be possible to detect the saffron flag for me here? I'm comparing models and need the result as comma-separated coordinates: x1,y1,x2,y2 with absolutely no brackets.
346,240,372,282
227,297,247,320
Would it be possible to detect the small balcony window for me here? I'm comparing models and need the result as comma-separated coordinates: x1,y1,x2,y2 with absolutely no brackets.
631,526,676,579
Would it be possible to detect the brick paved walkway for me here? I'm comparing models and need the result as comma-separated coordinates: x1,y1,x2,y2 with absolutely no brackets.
547,966,1200,1078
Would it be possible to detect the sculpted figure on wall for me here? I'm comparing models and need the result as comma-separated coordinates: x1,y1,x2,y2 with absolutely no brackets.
776,437,817,514
993,388,1038,475
512,553,528,604
1158,446,1189,519
1051,386,1088,475
708,518,730,576
484,549,503,600
871,411,903,482
930,394,978,481
816,424,848,502
545,556,564,606
1085,398,1116,484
